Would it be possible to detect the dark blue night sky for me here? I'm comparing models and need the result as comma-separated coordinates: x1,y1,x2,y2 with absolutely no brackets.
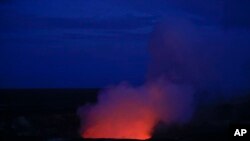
1,0,250,88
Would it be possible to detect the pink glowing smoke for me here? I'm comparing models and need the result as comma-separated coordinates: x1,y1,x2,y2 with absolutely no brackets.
78,80,193,140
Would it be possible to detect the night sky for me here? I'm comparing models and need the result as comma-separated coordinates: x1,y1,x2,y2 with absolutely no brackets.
1,0,250,88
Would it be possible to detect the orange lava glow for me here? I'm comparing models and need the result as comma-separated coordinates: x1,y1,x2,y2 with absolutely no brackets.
81,85,159,140
83,118,153,140
82,104,156,140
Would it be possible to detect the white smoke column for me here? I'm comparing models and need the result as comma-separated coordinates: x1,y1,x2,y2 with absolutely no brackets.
77,16,196,140
147,16,205,87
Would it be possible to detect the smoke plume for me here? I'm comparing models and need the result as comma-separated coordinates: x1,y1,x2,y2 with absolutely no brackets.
77,15,250,139
77,16,197,140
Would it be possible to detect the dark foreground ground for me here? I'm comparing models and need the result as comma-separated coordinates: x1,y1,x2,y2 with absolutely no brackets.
0,89,250,141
